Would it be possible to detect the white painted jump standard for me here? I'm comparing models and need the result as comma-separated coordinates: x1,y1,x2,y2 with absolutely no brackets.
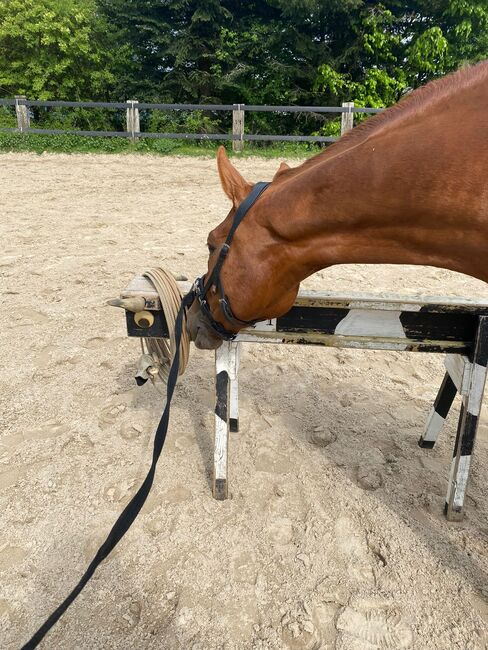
216,320,488,522
120,276,488,521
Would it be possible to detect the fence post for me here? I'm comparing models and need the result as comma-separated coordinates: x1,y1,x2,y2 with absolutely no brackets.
341,101,354,135
15,95,30,132
232,103,245,152
126,100,140,144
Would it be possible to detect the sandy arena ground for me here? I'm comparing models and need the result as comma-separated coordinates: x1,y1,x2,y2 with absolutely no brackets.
1,153,488,649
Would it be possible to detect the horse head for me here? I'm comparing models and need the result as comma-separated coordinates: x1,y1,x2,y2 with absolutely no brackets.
187,147,299,349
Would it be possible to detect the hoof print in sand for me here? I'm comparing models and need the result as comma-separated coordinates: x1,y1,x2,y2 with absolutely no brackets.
99,402,127,429
336,605,413,649
12,308,49,327
103,483,131,503
356,449,386,491
308,426,337,447
281,600,339,650
34,344,58,369
0,545,28,571
281,615,321,650
357,464,383,491
122,600,142,628
231,550,257,584
119,421,143,440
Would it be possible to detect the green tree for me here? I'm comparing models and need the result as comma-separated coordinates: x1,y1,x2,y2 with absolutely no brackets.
97,0,234,102
315,1,488,107
437,0,488,65
98,0,488,137
0,0,130,100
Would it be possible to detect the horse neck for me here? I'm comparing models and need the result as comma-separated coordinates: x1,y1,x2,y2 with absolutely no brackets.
260,101,488,285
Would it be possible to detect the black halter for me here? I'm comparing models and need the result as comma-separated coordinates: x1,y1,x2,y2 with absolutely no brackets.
190,181,271,340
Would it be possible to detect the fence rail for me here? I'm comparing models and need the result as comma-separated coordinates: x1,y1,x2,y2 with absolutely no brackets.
0,97,383,149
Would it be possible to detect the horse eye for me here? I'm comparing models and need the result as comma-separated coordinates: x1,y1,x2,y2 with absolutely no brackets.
207,243,216,254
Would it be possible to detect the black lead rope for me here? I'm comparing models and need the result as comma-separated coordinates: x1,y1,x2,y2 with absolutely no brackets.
22,181,271,648
21,292,194,649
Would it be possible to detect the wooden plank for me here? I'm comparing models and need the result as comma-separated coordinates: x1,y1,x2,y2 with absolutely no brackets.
235,330,470,353
277,306,479,341
124,308,471,351
444,354,471,395
294,290,488,313
124,276,488,313
121,276,161,310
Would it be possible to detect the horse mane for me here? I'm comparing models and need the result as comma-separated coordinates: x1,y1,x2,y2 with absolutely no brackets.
278,59,488,179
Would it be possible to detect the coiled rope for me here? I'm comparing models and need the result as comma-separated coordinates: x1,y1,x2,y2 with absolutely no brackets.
140,268,191,382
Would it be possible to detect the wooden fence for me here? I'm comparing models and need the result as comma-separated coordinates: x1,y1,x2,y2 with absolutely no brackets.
0,96,383,151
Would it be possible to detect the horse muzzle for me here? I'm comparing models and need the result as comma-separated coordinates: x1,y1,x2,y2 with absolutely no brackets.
186,297,224,349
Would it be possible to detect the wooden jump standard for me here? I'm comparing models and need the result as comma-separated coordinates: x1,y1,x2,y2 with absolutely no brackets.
119,276,488,521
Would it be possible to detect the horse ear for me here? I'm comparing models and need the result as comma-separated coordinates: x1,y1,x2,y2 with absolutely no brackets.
273,161,291,181
216,146,252,206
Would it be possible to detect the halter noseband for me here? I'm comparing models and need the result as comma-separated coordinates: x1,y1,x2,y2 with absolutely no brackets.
189,181,271,341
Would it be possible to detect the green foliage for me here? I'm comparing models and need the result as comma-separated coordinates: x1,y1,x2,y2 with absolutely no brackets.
147,110,220,135
0,131,133,154
446,0,488,62
0,0,131,100
407,27,450,80
313,1,487,112
0,107,16,128
34,107,119,131
315,64,406,108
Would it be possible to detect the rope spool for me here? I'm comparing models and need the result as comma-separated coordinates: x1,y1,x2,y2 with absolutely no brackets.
139,268,190,383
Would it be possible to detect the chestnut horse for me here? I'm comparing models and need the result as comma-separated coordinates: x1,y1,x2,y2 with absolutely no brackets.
188,61,488,349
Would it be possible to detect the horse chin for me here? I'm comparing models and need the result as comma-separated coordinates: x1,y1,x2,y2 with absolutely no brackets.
194,326,223,350
187,309,224,350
